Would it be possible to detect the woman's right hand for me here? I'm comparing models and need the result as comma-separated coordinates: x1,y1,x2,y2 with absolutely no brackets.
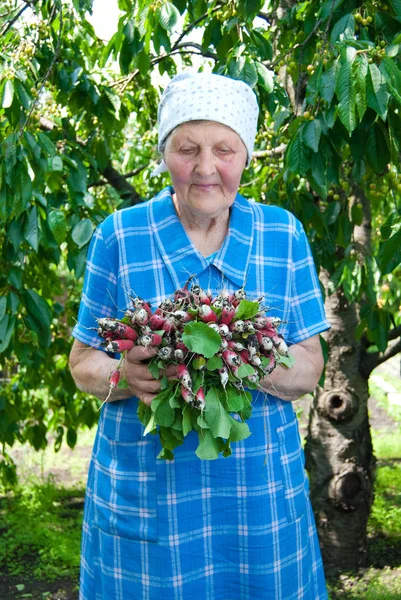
124,345,177,406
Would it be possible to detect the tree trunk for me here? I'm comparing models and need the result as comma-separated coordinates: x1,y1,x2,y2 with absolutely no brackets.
305,191,375,571
305,284,375,570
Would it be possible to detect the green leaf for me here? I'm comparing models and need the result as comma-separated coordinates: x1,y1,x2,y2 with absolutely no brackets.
389,0,401,19
203,388,233,439
302,119,322,153
0,297,6,322
228,417,251,442
255,62,274,93
155,397,176,427
23,206,39,252
379,57,401,105
14,79,31,109
236,363,255,378
366,63,389,120
0,315,15,354
225,386,245,412
48,210,67,244
242,57,258,88
67,428,77,449
336,46,357,133
379,228,401,274
287,127,310,175
2,79,14,108
147,357,161,379
71,218,94,247
24,289,52,329
365,122,390,174
182,321,221,359
330,13,355,42
206,355,223,371
278,354,295,368
143,413,156,435
354,55,368,121
195,429,220,460
157,1,180,31
319,61,338,104
49,156,63,172
182,404,192,437
234,299,259,321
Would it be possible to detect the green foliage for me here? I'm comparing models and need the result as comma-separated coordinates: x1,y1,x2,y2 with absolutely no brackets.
0,477,83,580
0,0,401,479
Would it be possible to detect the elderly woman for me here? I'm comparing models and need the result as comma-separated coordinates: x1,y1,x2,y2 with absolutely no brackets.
70,72,330,600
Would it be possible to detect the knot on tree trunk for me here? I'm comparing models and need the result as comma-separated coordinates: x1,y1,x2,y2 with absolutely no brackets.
318,388,358,421
328,465,371,511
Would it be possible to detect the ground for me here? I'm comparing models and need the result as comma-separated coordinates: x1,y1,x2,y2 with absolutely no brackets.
0,360,400,600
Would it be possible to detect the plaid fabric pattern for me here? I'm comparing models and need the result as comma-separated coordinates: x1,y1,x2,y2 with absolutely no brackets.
73,187,330,600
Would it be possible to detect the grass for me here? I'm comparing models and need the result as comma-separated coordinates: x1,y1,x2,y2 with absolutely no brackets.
0,476,83,582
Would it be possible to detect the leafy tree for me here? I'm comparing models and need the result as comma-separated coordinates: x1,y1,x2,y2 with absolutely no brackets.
1,0,401,570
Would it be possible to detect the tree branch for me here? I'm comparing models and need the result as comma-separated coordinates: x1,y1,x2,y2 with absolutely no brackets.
253,143,287,158
171,4,221,51
1,1,36,36
389,324,401,342
89,164,148,188
360,337,401,378
101,163,143,206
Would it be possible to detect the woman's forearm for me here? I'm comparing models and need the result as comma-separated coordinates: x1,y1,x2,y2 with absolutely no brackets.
259,335,324,401
69,340,133,402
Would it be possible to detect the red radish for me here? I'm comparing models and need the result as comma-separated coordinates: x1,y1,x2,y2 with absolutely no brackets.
181,385,194,404
228,340,245,352
198,304,218,323
172,309,192,323
240,349,250,364
134,308,149,326
260,337,274,352
177,364,192,389
109,368,121,388
218,324,231,337
219,367,229,388
159,346,173,361
230,320,245,333
103,339,135,353
220,306,235,325
222,349,242,367
174,348,185,362
208,323,220,332
276,340,289,356
195,387,205,410
139,333,162,347
175,341,188,352
149,313,166,329
132,297,152,315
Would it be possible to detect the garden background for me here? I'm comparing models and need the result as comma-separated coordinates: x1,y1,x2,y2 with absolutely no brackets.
1,0,401,598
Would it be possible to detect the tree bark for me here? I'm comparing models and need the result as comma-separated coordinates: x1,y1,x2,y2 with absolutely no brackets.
305,191,375,571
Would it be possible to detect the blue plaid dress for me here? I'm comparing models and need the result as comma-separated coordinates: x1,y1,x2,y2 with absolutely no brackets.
73,186,330,600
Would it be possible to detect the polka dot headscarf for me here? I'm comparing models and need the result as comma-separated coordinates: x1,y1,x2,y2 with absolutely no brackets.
151,71,259,176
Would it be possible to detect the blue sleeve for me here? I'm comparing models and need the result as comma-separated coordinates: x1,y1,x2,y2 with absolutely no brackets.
72,224,119,348
286,221,330,344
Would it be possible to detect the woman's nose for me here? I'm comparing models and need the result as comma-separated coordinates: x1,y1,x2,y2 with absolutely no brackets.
194,149,216,176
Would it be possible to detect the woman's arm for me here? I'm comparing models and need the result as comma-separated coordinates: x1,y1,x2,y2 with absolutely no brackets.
260,334,324,401
69,339,169,406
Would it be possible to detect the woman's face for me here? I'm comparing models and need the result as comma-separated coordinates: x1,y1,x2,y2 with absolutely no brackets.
163,121,247,221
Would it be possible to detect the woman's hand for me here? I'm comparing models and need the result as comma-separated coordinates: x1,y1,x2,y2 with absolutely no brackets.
260,334,324,401
124,345,177,406
69,339,178,406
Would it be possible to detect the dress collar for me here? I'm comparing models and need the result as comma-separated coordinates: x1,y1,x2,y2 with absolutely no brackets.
148,186,254,289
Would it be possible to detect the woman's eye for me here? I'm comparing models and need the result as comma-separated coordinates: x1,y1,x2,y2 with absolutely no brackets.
179,148,195,155
217,148,233,155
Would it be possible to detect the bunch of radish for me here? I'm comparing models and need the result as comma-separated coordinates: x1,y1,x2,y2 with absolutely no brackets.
96,282,293,460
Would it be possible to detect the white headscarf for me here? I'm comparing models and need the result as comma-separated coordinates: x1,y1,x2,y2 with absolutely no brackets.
151,72,259,176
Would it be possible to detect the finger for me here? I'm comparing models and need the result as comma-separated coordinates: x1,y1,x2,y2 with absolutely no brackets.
126,345,158,363
138,393,156,407
164,365,178,377
135,378,162,395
